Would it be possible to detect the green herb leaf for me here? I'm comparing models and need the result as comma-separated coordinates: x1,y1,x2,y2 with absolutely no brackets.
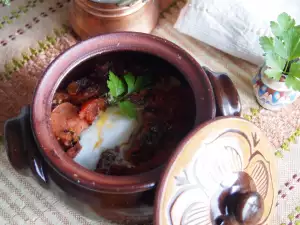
283,28,300,60
265,53,286,71
278,12,296,29
107,71,126,97
106,71,152,119
124,73,152,93
135,75,152,92
270,21,281,38
259,36,274,53
118,101,137,119
271,12,295,38
124,73,135,94
274,38,287,59
260,13,300,89
286,74,300,91
289,62,300,79
264,68,283,81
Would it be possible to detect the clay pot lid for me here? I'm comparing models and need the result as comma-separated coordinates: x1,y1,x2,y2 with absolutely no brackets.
154,117,277,225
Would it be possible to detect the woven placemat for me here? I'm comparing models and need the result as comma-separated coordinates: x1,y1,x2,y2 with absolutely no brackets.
1,0,300,224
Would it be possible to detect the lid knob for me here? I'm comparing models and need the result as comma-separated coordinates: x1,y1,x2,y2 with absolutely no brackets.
233,192,264,224
212,172,264,225
225,191,264,225
214,192,264,225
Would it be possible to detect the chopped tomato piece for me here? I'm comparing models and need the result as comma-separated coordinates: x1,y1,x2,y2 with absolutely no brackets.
79,98,107,124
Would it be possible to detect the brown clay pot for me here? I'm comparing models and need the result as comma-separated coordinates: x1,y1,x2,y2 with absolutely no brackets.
69,0,160,39
4,32,241,224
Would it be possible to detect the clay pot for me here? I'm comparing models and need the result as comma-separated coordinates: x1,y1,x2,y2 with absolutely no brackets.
69,0,160,39
4,32,241,224
253,65,300,110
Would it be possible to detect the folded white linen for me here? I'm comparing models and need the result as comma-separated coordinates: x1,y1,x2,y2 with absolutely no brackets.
174,0,300,65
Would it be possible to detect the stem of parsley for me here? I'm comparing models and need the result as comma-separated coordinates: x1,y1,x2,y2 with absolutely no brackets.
107,94,128,105
283,61,290,74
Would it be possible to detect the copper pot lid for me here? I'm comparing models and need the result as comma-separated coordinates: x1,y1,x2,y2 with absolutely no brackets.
155,117,277,225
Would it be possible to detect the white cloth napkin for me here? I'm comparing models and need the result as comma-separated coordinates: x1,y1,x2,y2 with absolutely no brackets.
174,0,300,65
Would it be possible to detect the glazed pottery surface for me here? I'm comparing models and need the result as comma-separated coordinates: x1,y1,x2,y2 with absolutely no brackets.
4,32,242,224
155,117,277,225
253,66,300,111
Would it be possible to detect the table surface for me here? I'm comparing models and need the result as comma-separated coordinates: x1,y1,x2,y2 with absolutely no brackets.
1,0,300,224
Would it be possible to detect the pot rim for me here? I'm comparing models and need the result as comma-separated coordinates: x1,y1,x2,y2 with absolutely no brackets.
32,32,216,193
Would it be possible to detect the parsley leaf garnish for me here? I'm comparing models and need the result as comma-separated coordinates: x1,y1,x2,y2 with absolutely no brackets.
118,101,137,119
107,71,126,97
124,72,152,93
107,70,152,118
124,73,136,94
135,74,152,92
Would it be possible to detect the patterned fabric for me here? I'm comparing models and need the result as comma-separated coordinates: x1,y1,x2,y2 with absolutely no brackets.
0,0,300,224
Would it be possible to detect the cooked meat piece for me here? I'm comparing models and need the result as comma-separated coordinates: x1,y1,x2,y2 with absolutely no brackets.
51,102,88,146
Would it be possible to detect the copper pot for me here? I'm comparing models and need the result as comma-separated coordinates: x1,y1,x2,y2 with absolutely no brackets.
69,0,160,39
4,32,241,224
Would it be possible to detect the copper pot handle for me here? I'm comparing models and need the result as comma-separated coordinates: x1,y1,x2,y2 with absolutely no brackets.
203,67,242,117
4,105,48,185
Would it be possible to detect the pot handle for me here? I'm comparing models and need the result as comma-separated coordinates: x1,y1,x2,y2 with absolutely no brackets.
4,105,49,185
203,67,242,117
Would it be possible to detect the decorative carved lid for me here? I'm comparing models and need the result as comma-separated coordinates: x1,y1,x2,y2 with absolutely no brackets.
155,117,277,225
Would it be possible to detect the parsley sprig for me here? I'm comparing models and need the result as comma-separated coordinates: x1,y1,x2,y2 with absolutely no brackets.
106,71,151,119
259,12,300,91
